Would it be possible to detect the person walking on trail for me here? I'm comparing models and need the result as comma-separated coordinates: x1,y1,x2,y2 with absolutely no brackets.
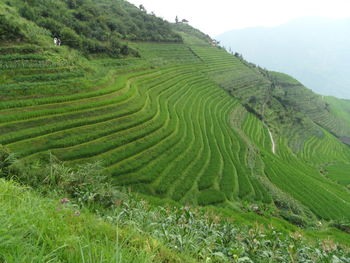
53,37,62,46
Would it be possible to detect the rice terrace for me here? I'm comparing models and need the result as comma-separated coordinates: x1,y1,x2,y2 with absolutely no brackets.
1,0,350,262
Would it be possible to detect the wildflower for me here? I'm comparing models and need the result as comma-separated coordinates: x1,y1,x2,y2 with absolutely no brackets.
213,215,221,224
73,210,81,216
235,233,244,242
60,197,70,204
322,239,337,252
290,231,303,240
251,204,259,211
248,228,255,237
114,199,123,206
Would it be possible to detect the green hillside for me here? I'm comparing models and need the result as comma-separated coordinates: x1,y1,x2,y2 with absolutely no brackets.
1,1,350,259
1,5,350,218
1,0,181,57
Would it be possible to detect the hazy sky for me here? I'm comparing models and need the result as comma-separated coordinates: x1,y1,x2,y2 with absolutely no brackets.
128,0,350,36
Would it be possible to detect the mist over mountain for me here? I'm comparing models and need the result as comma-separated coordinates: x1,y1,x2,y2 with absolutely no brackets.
216,17,350,99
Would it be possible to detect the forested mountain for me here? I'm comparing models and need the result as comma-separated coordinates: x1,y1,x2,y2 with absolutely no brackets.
216,17,350,99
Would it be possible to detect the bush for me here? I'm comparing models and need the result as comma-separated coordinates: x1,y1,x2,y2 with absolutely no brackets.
19,4,35,21
0,145,16,177
83,38,108,54
109,35,122,56
280,210,309,228
60,162,122,207
330,219,350,234
36,17,63,37
0,14,26,41
1,151,123,208
60,27,82,49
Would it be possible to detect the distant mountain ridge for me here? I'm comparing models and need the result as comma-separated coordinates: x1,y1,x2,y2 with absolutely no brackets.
216,17,350,99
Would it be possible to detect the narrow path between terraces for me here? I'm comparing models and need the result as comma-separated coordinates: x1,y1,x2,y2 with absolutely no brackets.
267,127,276,154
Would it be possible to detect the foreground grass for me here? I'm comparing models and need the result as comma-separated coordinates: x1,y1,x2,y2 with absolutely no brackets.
0,178,194,263
1,177,350,263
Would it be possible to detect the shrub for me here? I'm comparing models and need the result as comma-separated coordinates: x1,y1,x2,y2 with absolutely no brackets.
280,210,309,228
19,4,36,21
83,38,108,54
0,14,26,41
109,35,122,56
1,150,123,208
36,17,63,37
330,219,350,234
60,27,82,49
0,145,16,177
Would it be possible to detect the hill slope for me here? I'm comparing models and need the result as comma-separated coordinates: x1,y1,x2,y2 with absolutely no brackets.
1,3,350,225
1,0,181,57
216,17,350,99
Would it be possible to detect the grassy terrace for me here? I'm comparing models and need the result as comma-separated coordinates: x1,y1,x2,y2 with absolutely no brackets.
1,41,269,207
2,35,350,220
326,163,350,186
187,40,350,218
270,71,350,141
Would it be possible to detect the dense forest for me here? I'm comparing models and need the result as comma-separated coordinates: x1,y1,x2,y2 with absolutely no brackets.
2,0,182,56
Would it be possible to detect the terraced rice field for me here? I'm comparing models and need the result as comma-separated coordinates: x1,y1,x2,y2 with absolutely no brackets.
270,72,350,142
299,130,350,165
191,45,272,115
236,103,350,219
2,39,350,219
326,163,350,186
0,42,272,206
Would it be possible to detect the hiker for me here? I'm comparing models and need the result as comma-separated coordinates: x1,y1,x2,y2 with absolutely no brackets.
57,38,61,46
54,37,58,46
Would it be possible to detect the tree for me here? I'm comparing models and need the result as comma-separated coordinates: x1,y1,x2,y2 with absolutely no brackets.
67,0,77,9
60,27,82,49
19,3,36,21
139,4,146,12
37,17,63,37
0,15,25,41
